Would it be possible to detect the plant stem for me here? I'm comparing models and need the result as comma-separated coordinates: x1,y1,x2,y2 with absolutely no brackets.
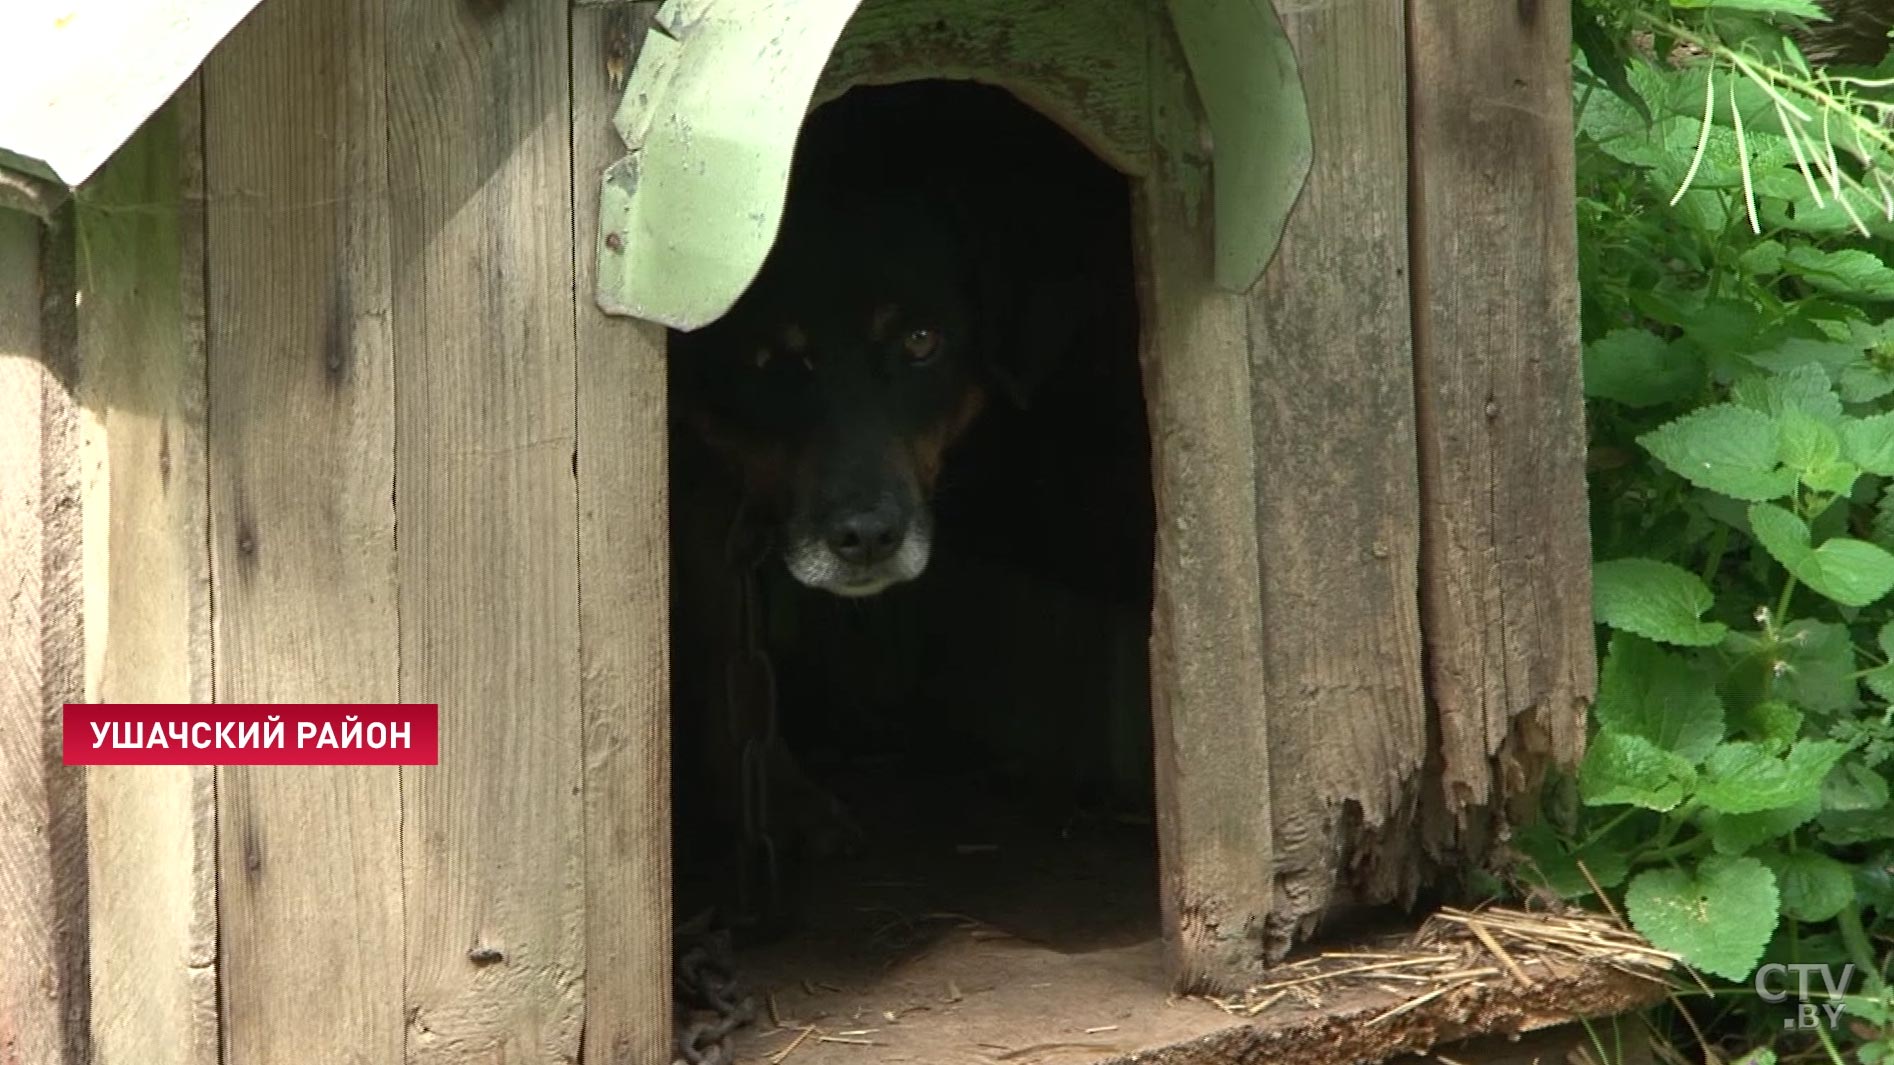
1580,806,1639,851
1813,1014,1847,1065
1838,903,1888,996
1777,573,1799,624
1635,801,1703,865
1635,834,1706,865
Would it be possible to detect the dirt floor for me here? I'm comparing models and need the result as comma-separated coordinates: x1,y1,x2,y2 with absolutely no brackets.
710,775,1675,1064
723,768,1234,1064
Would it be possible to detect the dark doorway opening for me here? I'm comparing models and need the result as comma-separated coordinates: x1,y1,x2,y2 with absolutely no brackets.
669,78,1166,1055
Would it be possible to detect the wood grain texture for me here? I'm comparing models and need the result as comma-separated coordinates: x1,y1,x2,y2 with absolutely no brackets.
573,6,675,1064
389,0,585,1059
202,0,403,1060
1406,0,1594,848
1244,0,1430,955
0,210,91,1065
1141,17,1277,994
1114,964,1662,1065
73,97,219,1065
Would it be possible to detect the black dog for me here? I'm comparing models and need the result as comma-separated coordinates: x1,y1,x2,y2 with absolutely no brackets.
671,191,992,599
664,186,996,931
663,79,1129,936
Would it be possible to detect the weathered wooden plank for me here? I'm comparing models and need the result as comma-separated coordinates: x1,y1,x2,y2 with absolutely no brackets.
1406,0,1593,844
1243,0,1429,957
389,0,585,1059
1118,964,1662,1065
573,6,674,1063
1141,19,1276,994
201,0,403,1060
0,205,91,1065
72,97,219,1065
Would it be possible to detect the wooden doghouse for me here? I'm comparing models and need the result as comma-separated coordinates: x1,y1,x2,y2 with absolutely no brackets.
1,0,1612,1062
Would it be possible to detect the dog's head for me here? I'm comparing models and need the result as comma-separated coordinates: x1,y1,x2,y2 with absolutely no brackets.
672,194,996,597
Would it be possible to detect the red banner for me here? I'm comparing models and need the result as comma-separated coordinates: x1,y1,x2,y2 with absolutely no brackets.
63,704,439,766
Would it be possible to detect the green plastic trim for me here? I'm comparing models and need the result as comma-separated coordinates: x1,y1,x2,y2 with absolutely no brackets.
595,0,867,330
1167,0,1312,292
594,0,1311,326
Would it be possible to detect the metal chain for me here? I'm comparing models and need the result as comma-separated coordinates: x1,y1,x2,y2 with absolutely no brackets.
673,921,758,1065
670,503,781,1065
723,502,783,931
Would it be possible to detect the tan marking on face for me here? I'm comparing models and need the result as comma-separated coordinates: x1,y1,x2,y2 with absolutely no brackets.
869,303,900,341
908,385,988,491
782,324,808,352
687,409,797,507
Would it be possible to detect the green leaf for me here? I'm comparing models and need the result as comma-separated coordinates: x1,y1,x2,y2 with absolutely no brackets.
1747,503,1894,607
1595,635,1725,762
1844,413,1894,476
1572,10,1651,124
1640,406,1795,502
1858,850,1894,914
1779,409,1857,494
1580,732,1698,811
1824,762,1890,812
1820,807,1894,845
1777,621,1862,716
1759,851,1855,922
1738,239,1787,276
1872,486,1894,558
1734,699,1802,754
1779,408,1840,469
1869,621,1894,702
1511,820,1629,900
1749,502,1814,571
1676,299,1766,354
1800,460,1861,497
1705,797,1821,855
1698,740,1852,814
1796,537,1894,606
1733,365,1842,424
1740,338,1860,378
1782,246,1894,301
1718,621,1857,716
1591,560,1729,647
1624,855,1779,982
1837,363,1894,404
1584,329,1702,408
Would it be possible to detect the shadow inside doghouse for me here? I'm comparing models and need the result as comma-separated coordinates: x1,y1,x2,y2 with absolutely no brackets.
667,80,1162,1043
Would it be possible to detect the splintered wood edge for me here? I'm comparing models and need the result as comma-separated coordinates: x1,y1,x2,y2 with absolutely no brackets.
1106,957,1668,1065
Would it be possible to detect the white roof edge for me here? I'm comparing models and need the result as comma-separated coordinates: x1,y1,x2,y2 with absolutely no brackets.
0,0,268,189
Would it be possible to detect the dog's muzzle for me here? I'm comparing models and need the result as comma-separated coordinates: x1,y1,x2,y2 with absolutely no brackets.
782,506,932,597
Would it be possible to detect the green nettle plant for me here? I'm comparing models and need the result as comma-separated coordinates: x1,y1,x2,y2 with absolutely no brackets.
1526,0,1894,1056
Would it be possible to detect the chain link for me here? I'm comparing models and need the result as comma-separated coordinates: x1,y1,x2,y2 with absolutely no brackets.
723,503,783,931
673,921,758,1065
672,503,781,1064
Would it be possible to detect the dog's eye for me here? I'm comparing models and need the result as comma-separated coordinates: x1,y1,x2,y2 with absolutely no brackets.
902,328,942,365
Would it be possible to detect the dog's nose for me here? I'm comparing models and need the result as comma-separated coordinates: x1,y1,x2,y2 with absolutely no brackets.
826,510,904,566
